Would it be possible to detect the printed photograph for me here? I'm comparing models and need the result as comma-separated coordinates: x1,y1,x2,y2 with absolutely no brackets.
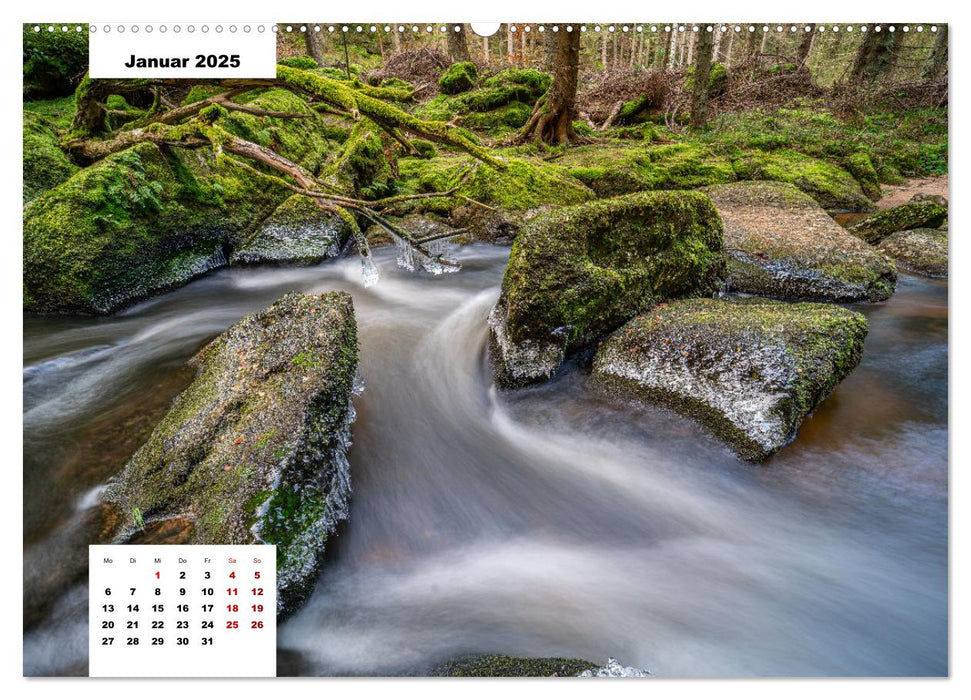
23,21,948,676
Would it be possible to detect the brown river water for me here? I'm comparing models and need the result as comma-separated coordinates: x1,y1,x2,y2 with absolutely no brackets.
22,243,947,676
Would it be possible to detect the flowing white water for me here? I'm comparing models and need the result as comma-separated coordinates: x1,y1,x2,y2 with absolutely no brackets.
23,246,947,676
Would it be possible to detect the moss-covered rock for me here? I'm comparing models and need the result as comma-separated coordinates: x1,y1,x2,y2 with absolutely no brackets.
325,117,393,196
230,195,350,265
397,155,594,241
417,69,549,125
23,111,77,202
876,228,948,278
23,142,287,313
489,191,725,387
730,150,874,211
705,182,897,302
592,297,868,461
103,292,359,616
23,89,337,313
848,201,949,245
430,655,597,677
438,61,478,95
558,143,737,198
843,151,882,202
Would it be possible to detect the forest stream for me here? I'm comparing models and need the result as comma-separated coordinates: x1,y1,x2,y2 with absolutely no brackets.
23,243,947,676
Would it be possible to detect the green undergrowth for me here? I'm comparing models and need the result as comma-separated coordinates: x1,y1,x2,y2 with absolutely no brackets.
702,105,947,182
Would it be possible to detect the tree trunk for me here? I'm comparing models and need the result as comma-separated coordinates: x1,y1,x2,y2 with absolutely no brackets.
920,25,948,81
447,24,471,63
667,28,678,69
691,27,716,129
601,30,608,68
392,28,401,55
713,27,724,64
305,27,324,65
759,28,770,66
746,27,759,63
795,24,816,68
518,25,580,144
542,28,558,71
507,26,515,64
850,25,903,82
484,36,491,66
612,31,619,67
723,29,735,68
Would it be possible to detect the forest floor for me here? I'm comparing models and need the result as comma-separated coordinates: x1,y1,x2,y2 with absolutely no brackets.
878,176,948,208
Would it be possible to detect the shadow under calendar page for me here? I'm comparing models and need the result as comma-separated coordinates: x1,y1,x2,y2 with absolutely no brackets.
22,19,948,678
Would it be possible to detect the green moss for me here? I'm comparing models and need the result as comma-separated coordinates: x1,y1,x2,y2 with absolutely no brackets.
325,117,392,196
558,143,736,198
456,101,532,131
849,201,949,245
23,110,78,202
379,76,414,91
278,56,318,70
704,107,948,183
431,655,596,677
23,24,89,98
182,85,224,105
24,141,287,313
397,154,593,213
482,68,551,93
730,150,872,210
438,61,478,95
843,151,882,201
684,62,728,97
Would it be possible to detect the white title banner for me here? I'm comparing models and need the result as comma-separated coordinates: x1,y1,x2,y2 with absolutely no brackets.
88,23,277,79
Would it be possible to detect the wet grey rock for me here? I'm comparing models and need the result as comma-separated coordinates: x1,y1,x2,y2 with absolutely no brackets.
705,181,896,303
910,192,948,207
103,292,360,616
849,201,948,245
231,195,350,265
877,228,948,278
592,297,868,462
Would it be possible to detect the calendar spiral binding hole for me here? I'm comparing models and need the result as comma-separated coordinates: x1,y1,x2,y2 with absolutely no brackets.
31,24,942,36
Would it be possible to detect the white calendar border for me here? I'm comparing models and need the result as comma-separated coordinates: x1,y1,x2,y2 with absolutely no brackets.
6,0,965,697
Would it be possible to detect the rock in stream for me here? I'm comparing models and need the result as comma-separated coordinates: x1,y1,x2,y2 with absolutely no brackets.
705,181,897,303
592,297,868,462
489,190,725,387
102,291,359,616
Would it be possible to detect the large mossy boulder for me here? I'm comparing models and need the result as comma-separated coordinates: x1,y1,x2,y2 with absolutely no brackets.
704,182,897,302
23,142,286,313
438,61,478,94
231,195,350,265
592,297,867,461
489,191,725,387
23,111,77,202
103,292,359,615
848,201,948,245
876,228,948,278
